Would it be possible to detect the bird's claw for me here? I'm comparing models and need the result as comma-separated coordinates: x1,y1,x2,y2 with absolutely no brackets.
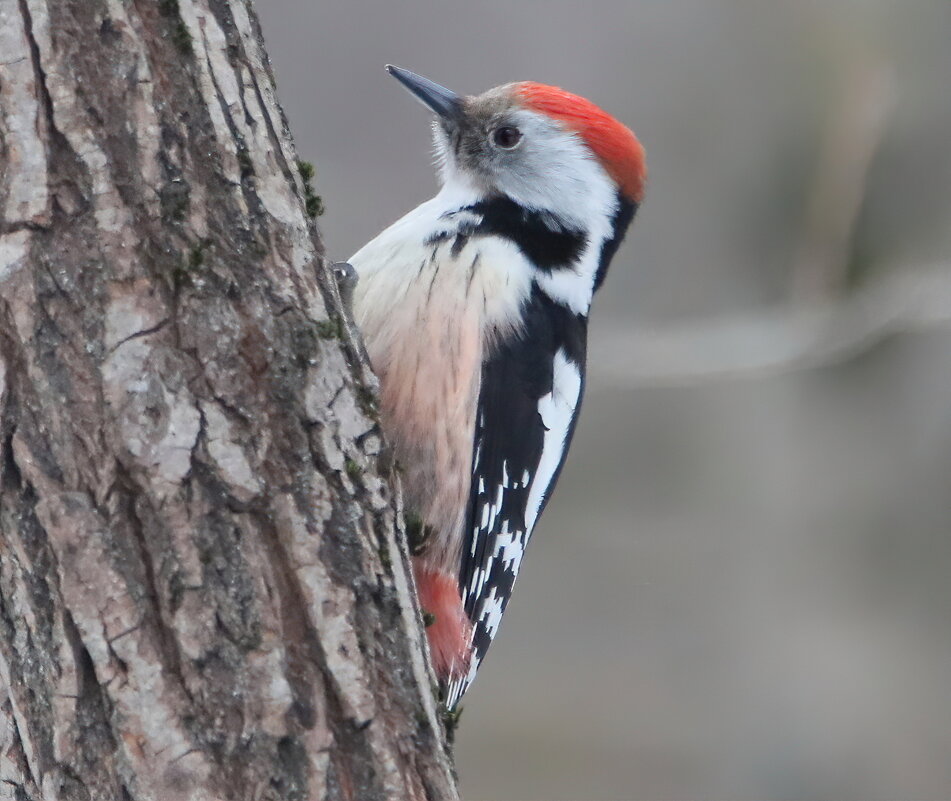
332,261,358,319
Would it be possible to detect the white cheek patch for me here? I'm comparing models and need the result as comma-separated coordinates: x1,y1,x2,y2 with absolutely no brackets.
493,111,618,227
489,115,620,314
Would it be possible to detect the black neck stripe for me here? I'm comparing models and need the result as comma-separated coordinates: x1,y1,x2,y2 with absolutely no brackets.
463,196,587,271
593,194,637,292
428,192,636,285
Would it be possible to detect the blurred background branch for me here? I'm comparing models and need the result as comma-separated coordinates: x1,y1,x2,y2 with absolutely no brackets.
596,55,949,388
598,262,951,386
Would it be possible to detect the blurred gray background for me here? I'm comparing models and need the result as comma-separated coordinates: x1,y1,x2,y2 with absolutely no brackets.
256,2,951,799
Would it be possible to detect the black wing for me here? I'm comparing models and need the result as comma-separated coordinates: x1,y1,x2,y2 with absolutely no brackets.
446,285,587,706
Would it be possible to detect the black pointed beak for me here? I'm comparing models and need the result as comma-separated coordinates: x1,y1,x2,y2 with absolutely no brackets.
386,65,464,122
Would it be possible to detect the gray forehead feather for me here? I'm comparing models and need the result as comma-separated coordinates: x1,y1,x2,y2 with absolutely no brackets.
461,85,520,127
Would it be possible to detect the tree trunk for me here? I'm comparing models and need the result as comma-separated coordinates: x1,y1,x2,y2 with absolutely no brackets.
0,1,459,799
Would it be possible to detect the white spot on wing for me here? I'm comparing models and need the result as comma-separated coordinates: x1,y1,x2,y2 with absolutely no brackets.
534,269,594,315
525,350,582,533
481,588,504,640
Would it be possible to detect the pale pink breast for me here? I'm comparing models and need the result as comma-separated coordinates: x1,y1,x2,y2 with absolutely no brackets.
365,259,484,573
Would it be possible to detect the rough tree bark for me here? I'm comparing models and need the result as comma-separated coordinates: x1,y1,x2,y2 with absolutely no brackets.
0,1,460,799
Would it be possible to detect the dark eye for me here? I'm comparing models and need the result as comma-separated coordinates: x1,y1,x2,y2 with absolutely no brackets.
492,126,522,149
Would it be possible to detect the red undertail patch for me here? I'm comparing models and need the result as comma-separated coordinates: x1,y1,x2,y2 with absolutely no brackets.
413,560,472,681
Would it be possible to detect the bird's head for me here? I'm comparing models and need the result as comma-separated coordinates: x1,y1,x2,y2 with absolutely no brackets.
386,65,646,228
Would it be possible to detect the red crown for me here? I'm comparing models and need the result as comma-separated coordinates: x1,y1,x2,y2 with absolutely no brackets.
517,82,646,204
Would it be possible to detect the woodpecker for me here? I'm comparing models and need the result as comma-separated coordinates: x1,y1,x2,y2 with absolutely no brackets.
349,66,645,707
